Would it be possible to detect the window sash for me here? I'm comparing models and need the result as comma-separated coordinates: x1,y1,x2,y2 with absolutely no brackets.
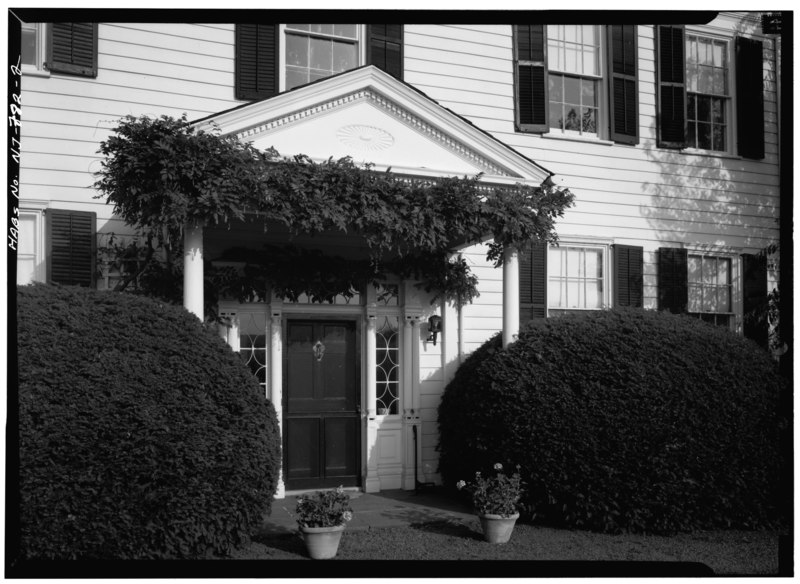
548,246,605,309
685,34,731,152
687,255,732,314
284,24,359,91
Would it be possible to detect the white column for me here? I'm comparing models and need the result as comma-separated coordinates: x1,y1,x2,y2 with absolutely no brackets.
269,310,285,498
502,246,520,348
183,222,204,320
401,314,416,490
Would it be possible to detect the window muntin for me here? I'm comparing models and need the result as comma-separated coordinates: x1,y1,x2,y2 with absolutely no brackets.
685,34,730,152
688,254,732,327
284,24,359,90
547,25,601,136
548,246,605,309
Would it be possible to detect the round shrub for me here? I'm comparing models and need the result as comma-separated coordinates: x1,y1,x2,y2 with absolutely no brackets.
17,283,281,559
438,308,787,534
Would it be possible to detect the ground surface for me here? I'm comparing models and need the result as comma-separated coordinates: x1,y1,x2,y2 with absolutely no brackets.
230,516,786,576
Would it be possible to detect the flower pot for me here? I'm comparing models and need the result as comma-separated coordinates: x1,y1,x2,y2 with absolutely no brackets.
478,512,519,544
300,524,346,559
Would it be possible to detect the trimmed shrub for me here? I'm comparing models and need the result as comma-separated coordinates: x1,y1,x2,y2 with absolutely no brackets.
17,283,281,559
438,308,787,534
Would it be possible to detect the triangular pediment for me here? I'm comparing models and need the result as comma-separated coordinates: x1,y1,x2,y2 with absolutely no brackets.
194,66,552,184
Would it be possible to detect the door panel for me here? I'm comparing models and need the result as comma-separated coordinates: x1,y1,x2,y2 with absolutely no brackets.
284,319,360,490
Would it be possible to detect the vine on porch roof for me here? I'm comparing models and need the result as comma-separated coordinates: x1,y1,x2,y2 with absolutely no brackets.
94,114,574,317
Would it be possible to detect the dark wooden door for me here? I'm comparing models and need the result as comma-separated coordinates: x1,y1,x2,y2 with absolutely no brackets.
284,319,361,490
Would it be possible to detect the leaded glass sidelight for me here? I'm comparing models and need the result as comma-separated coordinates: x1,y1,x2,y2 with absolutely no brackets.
239,312,268,391
375,315,400,415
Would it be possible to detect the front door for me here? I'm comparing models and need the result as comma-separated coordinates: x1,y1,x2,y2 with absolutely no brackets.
284,319,361,490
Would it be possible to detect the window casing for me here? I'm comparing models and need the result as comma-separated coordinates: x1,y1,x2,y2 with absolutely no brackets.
548,245,608,311
283,24,362,91
685,34,731,152
547,25,603,137
688,253,733,328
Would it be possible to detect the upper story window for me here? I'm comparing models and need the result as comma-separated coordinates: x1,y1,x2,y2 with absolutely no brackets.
236,24,403,101
547,25,602,137
685,34,730,152
656,24,765,160
20,22,46,72
19,22,98,77
514,24,638,144
284,24,359,91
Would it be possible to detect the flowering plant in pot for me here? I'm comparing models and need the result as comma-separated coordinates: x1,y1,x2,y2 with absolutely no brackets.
295,486,353,559
457,463,524,543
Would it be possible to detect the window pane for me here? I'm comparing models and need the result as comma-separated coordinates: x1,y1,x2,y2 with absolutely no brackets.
586,249,602,278
697,95,711,121
564,76,580,105
549,103,564,130
702,257,716,284
712,125,726,152
21,28,37,66
564,107,580,131
564,24,578,43
334,24,357,38
549,279,563,308
332,40,357,72
581,78,596,106
549,74,563,102
582,108,596,133
566,248,581,277
718,257,730,284
586,280,602,308
286,34,308,67
582,45,598,76
309,37,331,70
567,280,580,308
285,67,308,90
688,284,702,312
286,24,310,31
687,94,696,120
697,123,711,149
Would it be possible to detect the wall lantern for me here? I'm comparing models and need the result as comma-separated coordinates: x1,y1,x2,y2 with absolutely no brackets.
426,315,443,346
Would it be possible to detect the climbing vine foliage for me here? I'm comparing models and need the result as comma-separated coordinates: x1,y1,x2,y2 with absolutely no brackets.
94,114,573,315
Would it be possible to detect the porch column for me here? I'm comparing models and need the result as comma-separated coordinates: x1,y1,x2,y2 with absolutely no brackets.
365,307,381,493
270,308,285,498
183,222,204,320
502,246,520,347
401,313,417,490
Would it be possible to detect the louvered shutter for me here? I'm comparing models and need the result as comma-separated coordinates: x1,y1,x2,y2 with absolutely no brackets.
46,209,96,287
515,25,549,133
658,247,687,313
614,245,644,307
742,253,768,346
608,24,639,145
367,24,403,80
520,241,548,321
655,25,687,148
236,24,278,101
735,37,765,160
47,22,97,77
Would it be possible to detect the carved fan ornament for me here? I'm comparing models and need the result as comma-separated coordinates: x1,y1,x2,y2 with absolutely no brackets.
336,124,395,151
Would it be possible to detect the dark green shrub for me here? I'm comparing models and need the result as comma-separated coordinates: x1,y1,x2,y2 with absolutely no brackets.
438,308,787,534
17,283,281,559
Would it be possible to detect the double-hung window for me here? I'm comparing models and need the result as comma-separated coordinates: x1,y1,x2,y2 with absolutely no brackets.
236,24,403,100
514,24,638,144
656,24,764,159
20,22,46,73
548,245,606,310
547,25,602,137
284,24,359,91
685,34,731,152
687,254,733,327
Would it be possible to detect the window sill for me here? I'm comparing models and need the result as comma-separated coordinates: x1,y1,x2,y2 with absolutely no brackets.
21,67,50,78
681,147,741,161
541,133,615,146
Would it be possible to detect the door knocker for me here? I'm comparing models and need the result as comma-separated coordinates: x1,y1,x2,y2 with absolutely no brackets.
312,340,326,362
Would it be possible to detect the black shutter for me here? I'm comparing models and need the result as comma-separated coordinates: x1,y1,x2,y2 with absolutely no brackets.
520,241,548,321
608,25,639,145
236,24,278,100
47,210,96,287
367,24,403,80
47,22,97,77
515,25,549,133
614,245,644,307
655,25,687,148
658,247,687,313
736,37,765,160
742,253,768,346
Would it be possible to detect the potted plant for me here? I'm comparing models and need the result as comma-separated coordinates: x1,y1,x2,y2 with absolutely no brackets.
295,486,353,559
457,463,525,544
